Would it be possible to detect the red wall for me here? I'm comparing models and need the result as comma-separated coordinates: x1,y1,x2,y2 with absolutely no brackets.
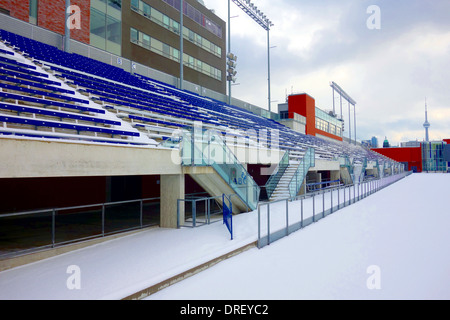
288,94,315,136
315,128,344,142
371,147,422,172
287,93,343,142
0,0,90,44
0,0,29,21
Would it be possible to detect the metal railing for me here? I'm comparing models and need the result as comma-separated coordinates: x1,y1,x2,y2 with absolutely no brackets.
257,171,412,248
177,194,224,228
265,150,290,200
0,197,160,259
181,129,261,211
288,148,315,198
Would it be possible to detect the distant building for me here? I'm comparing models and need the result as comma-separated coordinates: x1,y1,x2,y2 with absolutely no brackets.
383,137,390,148
372,139,450,173
361,136,379,149
401,141,421,147
371,136,378,148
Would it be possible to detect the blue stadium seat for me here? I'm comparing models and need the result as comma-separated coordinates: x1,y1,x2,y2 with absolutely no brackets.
0,114,139,137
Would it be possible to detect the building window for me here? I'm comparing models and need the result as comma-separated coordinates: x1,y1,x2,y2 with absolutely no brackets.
29,0,38,25
90,0,122,56
161,0,223,39
130,27,221,81
131,0,222,58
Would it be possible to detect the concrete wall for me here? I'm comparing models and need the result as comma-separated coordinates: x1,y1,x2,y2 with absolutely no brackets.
0,138,182,178
310,159,340,172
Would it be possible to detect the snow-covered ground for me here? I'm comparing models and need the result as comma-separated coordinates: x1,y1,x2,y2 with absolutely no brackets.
0,173,449,300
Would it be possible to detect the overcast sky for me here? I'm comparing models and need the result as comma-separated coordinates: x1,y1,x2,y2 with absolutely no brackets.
204,0,450,146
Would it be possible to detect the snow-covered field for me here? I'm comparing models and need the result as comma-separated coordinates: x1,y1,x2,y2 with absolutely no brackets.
148,173,450,300
0,173,449,300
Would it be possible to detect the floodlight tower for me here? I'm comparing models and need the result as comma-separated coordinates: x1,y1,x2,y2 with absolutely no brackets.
423,99,430,142
229,0,273,111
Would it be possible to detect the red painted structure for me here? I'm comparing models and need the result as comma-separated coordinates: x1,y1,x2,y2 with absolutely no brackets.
287,93,343,142
371,146,423,172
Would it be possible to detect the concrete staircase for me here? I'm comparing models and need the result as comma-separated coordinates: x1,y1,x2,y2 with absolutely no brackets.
269,159,300,201
267,147,315,202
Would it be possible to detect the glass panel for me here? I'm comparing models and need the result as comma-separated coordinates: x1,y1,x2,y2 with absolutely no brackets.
108,0,122,10
152,8,163,22
90,8,106,39
106,15,121,44
181,129,260,211
130,28,138,43
142,34,150,47
288,148,315,198
152,37,163,54
265,150,290,199
29,0,38,25
92,0,107,11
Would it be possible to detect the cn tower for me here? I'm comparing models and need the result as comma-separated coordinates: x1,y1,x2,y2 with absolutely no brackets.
423,99,430,142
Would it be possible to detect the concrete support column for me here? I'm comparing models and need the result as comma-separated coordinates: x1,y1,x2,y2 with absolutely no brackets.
330,170,340,186
160,174,185,228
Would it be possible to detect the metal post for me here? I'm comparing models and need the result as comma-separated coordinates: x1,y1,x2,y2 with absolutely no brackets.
344,186,346,206
64,0,70,53
267,28,271,113
348,185,351,203
358,182,360,201
312,193,315,222
140,200,143,228
179,0,184,90
301,197,303,227
267,203,270,245
331,188,333,213
338,186,340,209
322,190,325,218
285,199,289,236
177,200,180,229
227,0,231,105
206,198,210,224
193,200,196,227
354,103,357,145
258,205,261,247
348,101,351,144
102,204,105,236
52,209,56,248
332,87,335,115
353,184,356,203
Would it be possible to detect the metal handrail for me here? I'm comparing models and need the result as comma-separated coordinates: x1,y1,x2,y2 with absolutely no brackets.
287,147,315,198
265,149,290,199
0,197,161,218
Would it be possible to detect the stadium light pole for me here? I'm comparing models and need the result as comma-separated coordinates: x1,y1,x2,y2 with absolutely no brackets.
64,0,70,53
230,0,273,112
180,0,184,90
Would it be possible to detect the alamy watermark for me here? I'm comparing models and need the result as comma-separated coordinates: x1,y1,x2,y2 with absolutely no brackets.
66,5,81,30
66,265,81,290
366,265,381,290
366,5,381,30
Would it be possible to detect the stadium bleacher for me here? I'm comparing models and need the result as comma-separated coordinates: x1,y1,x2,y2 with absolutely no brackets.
0,28,396,168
